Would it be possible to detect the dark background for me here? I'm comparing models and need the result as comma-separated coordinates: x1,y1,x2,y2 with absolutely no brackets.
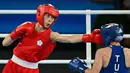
0,0,130,73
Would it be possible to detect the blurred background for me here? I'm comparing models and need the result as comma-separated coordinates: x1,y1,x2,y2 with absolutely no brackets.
0,0,130,73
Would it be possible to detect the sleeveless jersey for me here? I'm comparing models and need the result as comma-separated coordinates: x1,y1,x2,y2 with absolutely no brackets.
100,45,129,73
13,22,56,62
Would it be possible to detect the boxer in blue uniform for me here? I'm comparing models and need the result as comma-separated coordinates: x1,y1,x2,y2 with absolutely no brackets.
68,23,130,73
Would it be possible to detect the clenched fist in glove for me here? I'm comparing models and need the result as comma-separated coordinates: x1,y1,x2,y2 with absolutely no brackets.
68,57,88,73
10,22,34,40
82,29,104,45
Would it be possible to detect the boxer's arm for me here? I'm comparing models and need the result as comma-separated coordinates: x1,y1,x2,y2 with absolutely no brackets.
85,49,103,73
50,29,104,44
2,22,32,46
50,32,83,43
2,35,15,46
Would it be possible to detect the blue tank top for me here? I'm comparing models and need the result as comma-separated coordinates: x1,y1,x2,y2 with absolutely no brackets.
100,45,129,73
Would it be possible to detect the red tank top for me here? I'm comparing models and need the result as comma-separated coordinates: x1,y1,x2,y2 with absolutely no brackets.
13,22,56,62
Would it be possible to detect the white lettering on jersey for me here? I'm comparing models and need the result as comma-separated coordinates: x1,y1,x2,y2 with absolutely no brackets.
114,55,120,72
114,64,120,71
115,55,120,62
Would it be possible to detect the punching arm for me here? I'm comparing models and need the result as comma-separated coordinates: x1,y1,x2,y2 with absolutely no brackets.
50,29,104,44
50,32,83,43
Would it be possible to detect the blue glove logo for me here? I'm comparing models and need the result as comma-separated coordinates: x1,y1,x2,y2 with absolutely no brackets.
73,58,79,64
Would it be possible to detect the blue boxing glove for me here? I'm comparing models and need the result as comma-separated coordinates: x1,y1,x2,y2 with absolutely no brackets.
68,57,88,73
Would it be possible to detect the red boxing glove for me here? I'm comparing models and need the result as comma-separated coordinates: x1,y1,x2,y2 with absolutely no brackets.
82,29,104,45
10,22,34,40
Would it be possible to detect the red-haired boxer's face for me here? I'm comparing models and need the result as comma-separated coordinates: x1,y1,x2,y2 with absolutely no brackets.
43,13,56,28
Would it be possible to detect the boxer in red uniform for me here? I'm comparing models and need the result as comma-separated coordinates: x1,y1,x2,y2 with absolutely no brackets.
2,4,103,73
